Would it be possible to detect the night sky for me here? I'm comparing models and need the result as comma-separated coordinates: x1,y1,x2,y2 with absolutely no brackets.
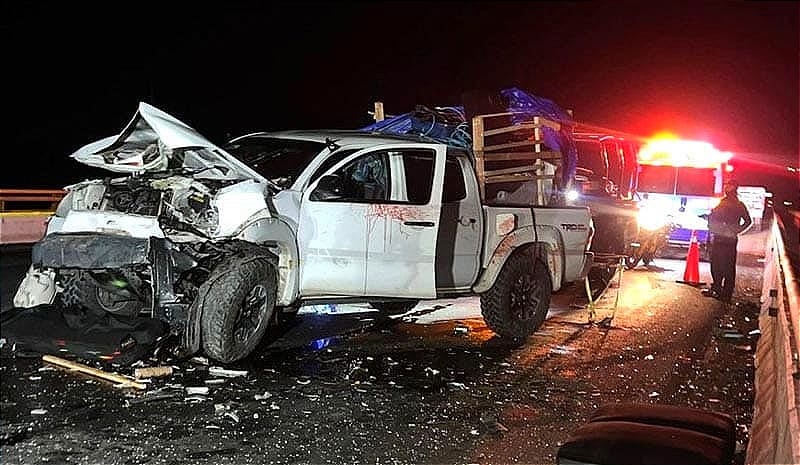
2,2,798,200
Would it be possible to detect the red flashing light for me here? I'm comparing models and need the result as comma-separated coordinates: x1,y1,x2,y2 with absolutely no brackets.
638,135,731,168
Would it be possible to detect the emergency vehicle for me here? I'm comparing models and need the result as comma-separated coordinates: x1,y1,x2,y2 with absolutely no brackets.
633,135,733,257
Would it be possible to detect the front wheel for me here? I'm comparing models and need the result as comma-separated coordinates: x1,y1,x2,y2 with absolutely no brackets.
480,251,552,339
200,257,277,363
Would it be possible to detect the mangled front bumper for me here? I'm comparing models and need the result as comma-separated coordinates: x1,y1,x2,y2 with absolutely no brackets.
18,232,202,355
33,233,153,269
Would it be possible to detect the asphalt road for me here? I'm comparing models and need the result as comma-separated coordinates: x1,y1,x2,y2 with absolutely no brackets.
0,233,766,465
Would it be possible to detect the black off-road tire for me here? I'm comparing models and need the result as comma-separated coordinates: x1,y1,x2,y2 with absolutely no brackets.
200,257,277,363
370,300,419,315
480,251,552,339
58,271,144,317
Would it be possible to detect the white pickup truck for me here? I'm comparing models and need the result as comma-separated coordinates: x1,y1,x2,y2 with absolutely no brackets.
15,103,594,363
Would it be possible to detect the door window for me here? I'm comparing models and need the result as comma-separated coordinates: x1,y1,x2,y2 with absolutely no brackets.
442,157,467,203
310,152,389,202
398,150,436,205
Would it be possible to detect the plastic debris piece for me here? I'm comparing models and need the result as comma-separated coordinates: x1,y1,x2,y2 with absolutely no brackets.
185,386,209,395
205,379,226,385
134,366,173,379
644,355,654,360
748,329,761,336
189,356,210,365
28,376,42,381
30,409,47,415
254,392,273,401
550,345,572,355
648,392,660,398
447,382,468,391
722,330,745,339
424,367,441,377
470,429,480,435
296,378,311,385
253,413,259,419
208,367,248,378
269,402,280,411
184,395,208,403
453,325,469,336
224,411,240,423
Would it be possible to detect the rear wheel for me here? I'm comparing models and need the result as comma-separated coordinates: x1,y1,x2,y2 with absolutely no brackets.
480,251,552,339
200,257,277,363
370,300,419,315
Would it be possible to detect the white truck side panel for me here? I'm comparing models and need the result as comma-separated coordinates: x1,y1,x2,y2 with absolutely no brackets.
297,202,368,296
473,206,592,293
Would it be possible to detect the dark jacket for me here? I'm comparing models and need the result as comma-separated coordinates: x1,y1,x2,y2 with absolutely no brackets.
708,195,752,242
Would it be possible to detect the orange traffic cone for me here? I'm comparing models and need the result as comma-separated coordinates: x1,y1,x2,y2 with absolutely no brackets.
677,231,706,286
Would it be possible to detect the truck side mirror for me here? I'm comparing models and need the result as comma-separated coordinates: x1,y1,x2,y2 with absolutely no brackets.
311,174,345,201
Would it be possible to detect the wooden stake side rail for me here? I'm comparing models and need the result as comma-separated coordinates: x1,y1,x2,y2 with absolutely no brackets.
471,112,563,204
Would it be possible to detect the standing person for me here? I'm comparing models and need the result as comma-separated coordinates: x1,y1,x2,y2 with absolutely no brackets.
701,180,752,303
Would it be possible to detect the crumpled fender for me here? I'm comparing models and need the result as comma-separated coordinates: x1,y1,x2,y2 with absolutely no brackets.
472,225,564,294
235,214,299,307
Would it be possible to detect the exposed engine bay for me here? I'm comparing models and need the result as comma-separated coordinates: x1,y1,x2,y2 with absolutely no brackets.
60,172,238,238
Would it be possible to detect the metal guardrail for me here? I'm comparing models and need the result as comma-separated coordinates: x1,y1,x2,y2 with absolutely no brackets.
0,189,65,211
746,208,800,465
0,189,65,244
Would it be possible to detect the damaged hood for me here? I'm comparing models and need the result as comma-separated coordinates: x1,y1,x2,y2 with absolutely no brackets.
70,102,263,181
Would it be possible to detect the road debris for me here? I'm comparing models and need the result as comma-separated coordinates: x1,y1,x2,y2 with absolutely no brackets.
43,354,146,390
550,345,573,355
30,409,47,415
648,392,660,398
447,382,468,391
748,329,761,336
186,386,210,395
134,366,174,379
644,355,655,360
189,356,210,365
254,392,273,401
721,330,745,340
208,367,248,378
453,325,469,336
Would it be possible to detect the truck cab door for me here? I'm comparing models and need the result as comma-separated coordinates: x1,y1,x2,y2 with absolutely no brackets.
435,151,482,290
298,146,443,299
364,146,445,298
297,150,391,296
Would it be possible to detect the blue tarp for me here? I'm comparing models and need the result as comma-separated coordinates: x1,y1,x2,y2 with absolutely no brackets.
359,87,577,189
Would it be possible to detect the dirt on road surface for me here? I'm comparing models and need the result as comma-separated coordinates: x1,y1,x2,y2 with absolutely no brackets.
0,232,765,465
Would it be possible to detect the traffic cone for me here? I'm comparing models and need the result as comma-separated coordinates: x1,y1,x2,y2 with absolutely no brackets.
677,231,706,287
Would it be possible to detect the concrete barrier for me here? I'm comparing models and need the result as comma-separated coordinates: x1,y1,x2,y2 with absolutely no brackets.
746,212,800,464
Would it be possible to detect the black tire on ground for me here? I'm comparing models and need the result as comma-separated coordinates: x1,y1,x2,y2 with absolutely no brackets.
200,257,277,363
480,251,552,339
370,300,419,315
58,271,144,317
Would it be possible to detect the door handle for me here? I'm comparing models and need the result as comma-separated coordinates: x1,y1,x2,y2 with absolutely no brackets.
403,221,435,227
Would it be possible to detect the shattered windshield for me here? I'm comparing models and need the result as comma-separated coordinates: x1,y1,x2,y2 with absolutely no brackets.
225,137,327,188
